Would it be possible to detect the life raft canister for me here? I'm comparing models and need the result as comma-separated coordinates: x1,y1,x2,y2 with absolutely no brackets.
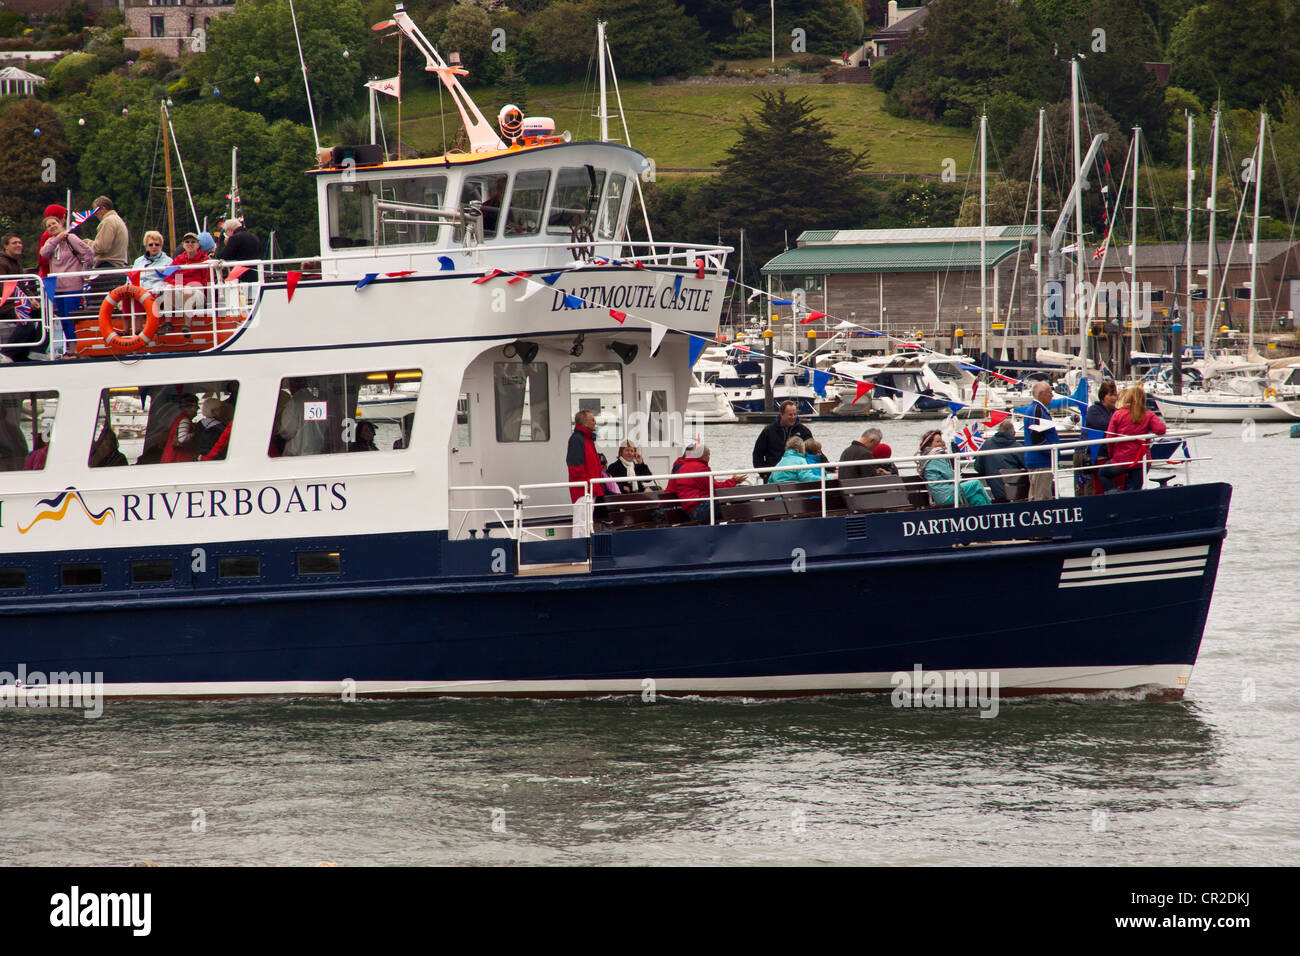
97,285,161,353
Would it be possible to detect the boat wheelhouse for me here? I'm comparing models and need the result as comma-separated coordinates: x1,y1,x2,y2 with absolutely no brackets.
0,5,1230,701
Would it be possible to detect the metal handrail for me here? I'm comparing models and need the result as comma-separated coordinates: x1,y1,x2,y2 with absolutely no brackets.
511,427,1210,529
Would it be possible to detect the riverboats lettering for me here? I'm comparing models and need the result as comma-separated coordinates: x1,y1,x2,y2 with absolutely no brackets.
121,482,347,522
901,505,1083,538
550,284,713,313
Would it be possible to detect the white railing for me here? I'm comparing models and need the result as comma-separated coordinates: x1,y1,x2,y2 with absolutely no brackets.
445,428,1210,557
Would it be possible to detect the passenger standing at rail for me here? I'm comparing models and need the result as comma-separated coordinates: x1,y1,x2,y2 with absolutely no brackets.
752,401,812,480
39,216,94,359
565,409,606,504
1101,385,1167,493
1015,380,1071,500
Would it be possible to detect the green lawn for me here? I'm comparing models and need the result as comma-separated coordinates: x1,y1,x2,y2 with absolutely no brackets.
365,78,975,177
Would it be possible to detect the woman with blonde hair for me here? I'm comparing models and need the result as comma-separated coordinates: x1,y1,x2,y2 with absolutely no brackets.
132,231,173,296
1100,384,1167,492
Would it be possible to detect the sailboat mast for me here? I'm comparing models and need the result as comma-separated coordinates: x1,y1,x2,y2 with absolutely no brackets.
597,21,609,143
1205,107,1220,353
1072,58,1086,362
1035,108,1043,333
230,146,238,222
1248,111,1267,353
161,101,176,251
1130,126,1140,361
979,112,987,357
1185,110,1194,350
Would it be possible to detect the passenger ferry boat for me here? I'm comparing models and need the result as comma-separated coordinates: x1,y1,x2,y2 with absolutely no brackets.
0,7,1230,701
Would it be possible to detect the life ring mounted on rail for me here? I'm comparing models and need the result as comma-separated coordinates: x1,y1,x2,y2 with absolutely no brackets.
1264,386,1278,400
97,285,161,353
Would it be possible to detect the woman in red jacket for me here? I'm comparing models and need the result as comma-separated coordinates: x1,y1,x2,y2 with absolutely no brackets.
664,443,745,522
1099,384,1166,493
160,233,213,337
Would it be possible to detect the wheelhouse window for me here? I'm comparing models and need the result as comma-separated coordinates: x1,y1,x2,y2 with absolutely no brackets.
494,362,550,442
0,390,57,472
0,569,26,589
595,174,627,240
504,169,550,236
297,552,341,575
131,560,174,584
327,175,448,249
457,173,509,241
547,166,605,234
90,383,238,467
272,370,420,457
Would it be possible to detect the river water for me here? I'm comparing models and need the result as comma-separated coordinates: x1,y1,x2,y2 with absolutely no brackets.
1,421,1296,866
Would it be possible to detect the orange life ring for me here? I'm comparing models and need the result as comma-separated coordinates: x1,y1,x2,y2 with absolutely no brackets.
97,285,161,353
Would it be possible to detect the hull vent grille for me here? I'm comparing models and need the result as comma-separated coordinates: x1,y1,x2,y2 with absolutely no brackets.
593,533,613,558
846,516,869,541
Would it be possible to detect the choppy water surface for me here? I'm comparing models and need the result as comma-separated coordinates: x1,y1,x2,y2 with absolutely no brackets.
2,421,1297,865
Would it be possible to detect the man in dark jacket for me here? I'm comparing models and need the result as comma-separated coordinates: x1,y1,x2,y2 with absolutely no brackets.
838,427,885,480
566,410,606,503
0,234,40,363
752,401,813,480
1077,379,1119,496
220,218,262,271
973,419,1025,501
1085,380,1119,434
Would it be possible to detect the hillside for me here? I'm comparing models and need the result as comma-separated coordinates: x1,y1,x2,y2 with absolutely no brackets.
376,77,977,177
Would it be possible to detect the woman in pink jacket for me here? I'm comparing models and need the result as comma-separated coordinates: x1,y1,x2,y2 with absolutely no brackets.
1099,385,1166,493
39,216,94,357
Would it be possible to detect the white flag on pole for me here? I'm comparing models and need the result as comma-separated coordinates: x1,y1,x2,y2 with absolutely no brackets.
365,76,401,98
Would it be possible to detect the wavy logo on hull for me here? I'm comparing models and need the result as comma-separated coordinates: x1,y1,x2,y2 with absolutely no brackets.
17,488,115,535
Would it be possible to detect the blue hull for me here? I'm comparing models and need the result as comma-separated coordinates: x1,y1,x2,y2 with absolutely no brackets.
0,484,1229,696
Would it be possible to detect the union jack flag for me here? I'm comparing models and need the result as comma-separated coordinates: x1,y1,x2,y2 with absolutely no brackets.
953,424,985,455
68,208,97,232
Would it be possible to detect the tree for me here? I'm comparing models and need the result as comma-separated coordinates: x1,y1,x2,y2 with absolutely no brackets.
591,0,710,78
47,51,102,96
712,90,872,263
440,4,493,80
518,2,595,82
184,0,371,125
0,101,74,235
956,178,1034,226
1169,0,1298,112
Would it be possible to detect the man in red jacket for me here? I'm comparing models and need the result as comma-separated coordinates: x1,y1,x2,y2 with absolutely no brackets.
665,443,744,523
565,409,606,503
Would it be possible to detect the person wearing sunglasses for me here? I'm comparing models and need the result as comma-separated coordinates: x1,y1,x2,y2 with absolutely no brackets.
160,232,212,337
132,232,173,296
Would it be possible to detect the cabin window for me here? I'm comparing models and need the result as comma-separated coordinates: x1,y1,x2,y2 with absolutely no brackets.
494,362,550,442
61,565,103,588
150,15,165,38
504,169,550,236
457,173,509,241
327,175,448,249
1147,289,1166,303
218,556,261,579
569,363,622,436
595,174,627,240
271,370,420,457
547,166,605,234
0,390,57,473
89,384,238,467
131,560,174,584
0,569,26,589
297,552,341,575
1234,286,1253,301
456,393,471,447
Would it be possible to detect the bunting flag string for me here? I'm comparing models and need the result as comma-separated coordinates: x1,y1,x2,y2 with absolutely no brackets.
355,273,378,291
472,268,504,285
799,311,827,325
609,309,627,324
672,274,683,300
385,270,416,278
286,270,302,303
226,265,249,282
649,321,667,355
852,380,873,404
0,280,16,309
438,256,455,271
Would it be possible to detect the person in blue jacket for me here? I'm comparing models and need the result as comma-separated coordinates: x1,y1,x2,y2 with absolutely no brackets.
770,436,821,483
1014,380,1073,500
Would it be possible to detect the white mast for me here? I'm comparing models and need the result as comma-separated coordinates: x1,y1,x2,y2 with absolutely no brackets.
1072,58,1086,361
1129,126,1140,361
1248,111,1267,352
1035,107,1043,333
1184,110,1194,349
230,146,239,222
1205,106,1220,352
979,112,987,357
597,21,609,143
